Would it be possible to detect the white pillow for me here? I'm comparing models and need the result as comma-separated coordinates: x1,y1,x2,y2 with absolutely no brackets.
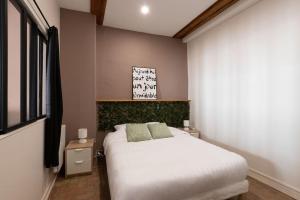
114,122,159,131
114,124,126,131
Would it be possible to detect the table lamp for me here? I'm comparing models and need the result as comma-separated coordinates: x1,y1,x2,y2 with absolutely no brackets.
78,128,88,144
183,120,190,130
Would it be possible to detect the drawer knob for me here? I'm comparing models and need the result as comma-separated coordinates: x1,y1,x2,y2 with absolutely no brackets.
75,160,84,164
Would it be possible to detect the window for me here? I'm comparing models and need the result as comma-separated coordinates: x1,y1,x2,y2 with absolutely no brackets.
0,0,47,134
7,0,21,127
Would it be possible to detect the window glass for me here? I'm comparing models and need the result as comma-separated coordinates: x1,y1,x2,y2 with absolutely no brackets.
7,0,21,127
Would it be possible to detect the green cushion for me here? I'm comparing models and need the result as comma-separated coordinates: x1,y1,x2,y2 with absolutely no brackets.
126,124,152,142
147,123,173,139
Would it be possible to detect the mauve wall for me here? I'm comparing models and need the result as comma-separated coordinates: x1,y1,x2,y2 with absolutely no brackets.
60,13,188,147
60,9,97,143
96,26,188,100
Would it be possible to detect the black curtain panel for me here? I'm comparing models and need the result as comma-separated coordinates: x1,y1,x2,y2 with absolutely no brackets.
45,26,63,168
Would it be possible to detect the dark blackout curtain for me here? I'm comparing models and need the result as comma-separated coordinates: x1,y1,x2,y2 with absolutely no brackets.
45,26,63,168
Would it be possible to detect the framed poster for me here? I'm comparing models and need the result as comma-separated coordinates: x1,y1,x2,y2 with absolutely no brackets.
132,67,157,100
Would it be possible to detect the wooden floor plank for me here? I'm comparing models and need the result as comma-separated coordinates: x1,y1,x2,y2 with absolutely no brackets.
49,158,295,200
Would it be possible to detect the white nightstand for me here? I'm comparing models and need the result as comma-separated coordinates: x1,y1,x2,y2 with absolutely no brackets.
65,139,94,177
178,128,201,138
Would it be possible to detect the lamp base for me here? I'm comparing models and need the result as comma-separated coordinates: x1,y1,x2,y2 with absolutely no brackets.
79,138,87,144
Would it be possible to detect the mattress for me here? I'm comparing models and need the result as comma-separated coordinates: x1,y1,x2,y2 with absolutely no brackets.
104,127,248,200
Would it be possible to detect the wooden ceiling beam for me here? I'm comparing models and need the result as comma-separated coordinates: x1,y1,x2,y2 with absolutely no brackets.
173,0,239,39
91,0,107,25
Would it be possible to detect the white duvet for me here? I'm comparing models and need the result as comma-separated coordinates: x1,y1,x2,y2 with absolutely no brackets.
104,127,248,200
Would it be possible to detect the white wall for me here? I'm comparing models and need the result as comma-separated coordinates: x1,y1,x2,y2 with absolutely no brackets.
0,120,55,200
187,0,300,199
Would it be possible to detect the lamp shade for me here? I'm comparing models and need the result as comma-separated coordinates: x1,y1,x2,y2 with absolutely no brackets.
78,128,88,139
183,120,189,127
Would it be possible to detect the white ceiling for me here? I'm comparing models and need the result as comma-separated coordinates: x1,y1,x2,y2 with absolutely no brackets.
58,0,218,37
58,0,90,13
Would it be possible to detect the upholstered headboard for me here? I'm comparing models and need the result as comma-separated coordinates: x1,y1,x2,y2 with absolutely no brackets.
97,100,190,131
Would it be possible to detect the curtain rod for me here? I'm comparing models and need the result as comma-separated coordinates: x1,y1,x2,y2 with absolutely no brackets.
32,0,50,29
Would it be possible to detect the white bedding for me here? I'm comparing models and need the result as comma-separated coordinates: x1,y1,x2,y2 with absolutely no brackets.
104,127,248,200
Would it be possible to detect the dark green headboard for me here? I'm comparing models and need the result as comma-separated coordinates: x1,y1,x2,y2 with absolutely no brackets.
97,100,190,131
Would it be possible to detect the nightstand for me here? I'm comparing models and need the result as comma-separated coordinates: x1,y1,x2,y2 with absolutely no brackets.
178,128,201,138
65,139,94,177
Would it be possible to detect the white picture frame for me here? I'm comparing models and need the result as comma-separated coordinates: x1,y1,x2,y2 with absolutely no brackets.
132,67,157,100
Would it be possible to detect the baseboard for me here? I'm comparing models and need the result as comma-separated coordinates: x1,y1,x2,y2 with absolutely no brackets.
41,174,57,200
248,168,300,200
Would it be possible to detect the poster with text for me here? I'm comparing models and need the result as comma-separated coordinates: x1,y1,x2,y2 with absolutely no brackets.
132,67,157,100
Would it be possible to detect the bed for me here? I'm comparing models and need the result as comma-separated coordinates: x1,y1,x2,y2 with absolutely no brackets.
103,126,249,200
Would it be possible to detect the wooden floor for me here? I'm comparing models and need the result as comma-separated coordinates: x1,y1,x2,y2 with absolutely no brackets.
49,158,295,200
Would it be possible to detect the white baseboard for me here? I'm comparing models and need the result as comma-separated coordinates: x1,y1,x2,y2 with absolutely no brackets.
248,168,300,200
41,174,57,200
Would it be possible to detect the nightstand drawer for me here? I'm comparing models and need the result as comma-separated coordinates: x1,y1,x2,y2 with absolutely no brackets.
66,148,92,175
190,132,200,138
177,128,201,139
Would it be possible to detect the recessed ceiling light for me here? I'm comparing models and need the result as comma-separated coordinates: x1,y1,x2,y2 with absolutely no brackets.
141,5,150,15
